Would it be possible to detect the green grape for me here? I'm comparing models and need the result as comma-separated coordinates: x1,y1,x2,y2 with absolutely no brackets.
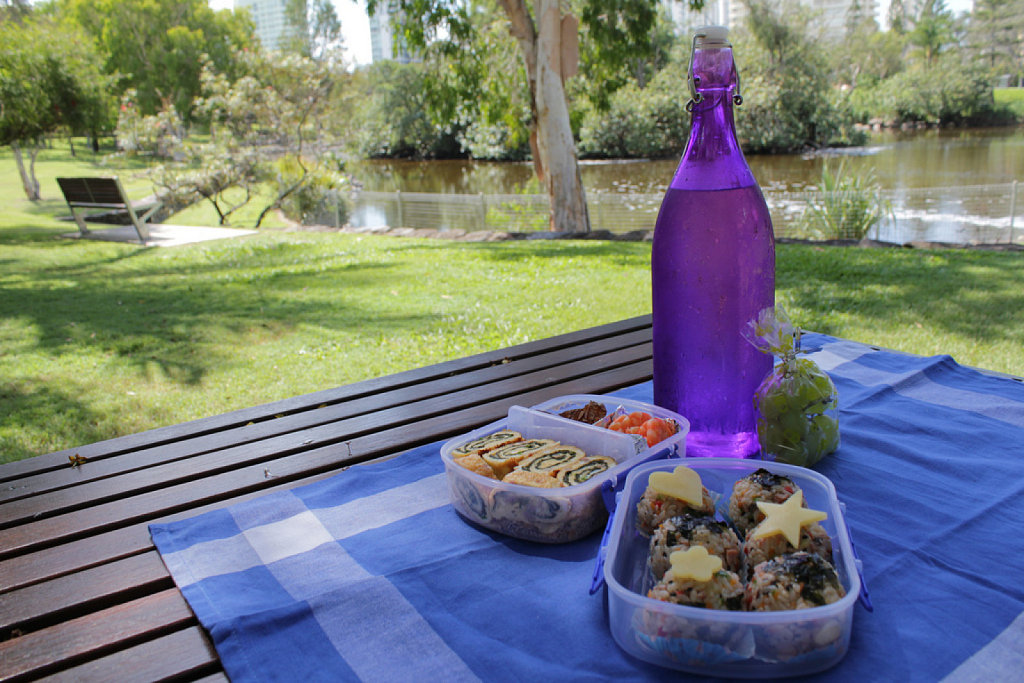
755,365,840,467
812,414,840,452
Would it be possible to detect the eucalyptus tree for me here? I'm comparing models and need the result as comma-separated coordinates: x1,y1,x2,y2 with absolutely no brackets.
367,0,695,233
284,0,344,62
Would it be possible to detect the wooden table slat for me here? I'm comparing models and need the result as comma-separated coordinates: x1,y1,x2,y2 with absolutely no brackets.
38,626,220,683
0,357,652,560
0,342,651,532
0,552,170,639
1,317,664,680
0,589,194,682
0,471,340,595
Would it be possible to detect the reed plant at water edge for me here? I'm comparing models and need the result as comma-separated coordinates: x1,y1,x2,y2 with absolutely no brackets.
799,160,892,241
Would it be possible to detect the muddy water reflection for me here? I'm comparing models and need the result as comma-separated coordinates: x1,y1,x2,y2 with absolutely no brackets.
348,127,1024,244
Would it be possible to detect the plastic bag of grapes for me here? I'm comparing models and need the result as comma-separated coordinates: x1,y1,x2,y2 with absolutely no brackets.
745,307,839,467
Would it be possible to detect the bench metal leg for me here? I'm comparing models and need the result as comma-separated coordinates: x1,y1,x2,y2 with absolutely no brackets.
70,208,90,235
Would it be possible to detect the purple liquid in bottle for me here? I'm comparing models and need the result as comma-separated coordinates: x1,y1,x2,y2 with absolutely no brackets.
652,27,775,458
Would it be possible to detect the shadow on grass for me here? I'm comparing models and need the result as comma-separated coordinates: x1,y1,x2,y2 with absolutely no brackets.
0,382,109,463
776,243,1024,348
0,236,438,391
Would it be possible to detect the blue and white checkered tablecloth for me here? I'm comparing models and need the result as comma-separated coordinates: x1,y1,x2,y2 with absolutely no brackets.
150,334,1024,681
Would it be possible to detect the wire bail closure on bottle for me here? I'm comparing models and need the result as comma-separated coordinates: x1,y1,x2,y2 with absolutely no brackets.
686,31,744,112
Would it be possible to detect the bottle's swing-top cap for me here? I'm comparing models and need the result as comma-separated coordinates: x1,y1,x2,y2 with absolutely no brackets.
694,25,729,47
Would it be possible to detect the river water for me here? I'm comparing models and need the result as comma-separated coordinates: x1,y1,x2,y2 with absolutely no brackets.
347,127,1024,244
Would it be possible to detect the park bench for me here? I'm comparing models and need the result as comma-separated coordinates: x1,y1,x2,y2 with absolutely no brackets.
56,176,163,243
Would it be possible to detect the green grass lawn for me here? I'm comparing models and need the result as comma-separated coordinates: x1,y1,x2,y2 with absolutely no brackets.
994,87,1024,117
2,145,1023,463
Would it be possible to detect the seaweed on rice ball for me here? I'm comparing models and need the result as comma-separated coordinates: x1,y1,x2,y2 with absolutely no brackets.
742,521,833,576
744,552,846,611
649,515,743,580
728,468,803,536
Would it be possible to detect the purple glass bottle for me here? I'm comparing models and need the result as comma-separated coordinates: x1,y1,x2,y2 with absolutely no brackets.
651,26,775,458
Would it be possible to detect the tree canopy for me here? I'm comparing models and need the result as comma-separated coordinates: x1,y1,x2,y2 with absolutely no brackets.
58,0,254,120
0,14,113,198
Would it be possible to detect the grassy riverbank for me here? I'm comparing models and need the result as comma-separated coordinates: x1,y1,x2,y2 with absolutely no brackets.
3,145,1023,463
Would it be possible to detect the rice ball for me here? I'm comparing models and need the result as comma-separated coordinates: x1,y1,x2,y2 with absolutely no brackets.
742,521,833,576
744,552,846,611
728,468,803,536
648,567,745,611
649,515,743,580
636,485,715,535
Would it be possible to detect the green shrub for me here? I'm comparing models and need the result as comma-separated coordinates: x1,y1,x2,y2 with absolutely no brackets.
854,56,1002,125
114,90,185,159
577,66,689,159
274,155,352,227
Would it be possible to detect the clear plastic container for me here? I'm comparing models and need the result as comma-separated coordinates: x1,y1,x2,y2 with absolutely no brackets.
440,395,690,543
604,459,861,677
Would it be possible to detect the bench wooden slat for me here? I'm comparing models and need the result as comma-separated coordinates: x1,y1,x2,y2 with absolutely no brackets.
54,176,154,243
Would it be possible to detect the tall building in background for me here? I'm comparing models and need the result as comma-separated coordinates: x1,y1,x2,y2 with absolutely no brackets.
368,5,414,63
236,0,290,52
664,0,878,41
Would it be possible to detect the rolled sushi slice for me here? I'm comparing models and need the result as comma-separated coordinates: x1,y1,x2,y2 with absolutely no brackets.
555,456,617,486
728,467,803,536
481,439,556,478
742,521,833,575
450,430,522,458
503,469,565,488
516,445,586,477
744,551,846,611
649,515,743,581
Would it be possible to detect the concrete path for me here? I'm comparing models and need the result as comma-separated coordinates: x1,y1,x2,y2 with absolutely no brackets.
62,224,258,247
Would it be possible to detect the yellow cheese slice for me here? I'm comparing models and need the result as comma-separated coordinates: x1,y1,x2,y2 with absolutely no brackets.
668,546,722,582
749,490,828,547
649,465,703,506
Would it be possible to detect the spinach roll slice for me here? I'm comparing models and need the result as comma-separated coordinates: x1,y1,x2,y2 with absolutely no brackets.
481,439,556,478
450,430,522,458
516,445,586,477
556,456,617,486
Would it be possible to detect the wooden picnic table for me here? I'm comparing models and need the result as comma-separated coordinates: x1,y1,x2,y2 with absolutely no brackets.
0,316,656,682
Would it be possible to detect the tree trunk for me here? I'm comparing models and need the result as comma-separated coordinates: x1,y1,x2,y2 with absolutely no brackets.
499,0,590,233
11,141,41,201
